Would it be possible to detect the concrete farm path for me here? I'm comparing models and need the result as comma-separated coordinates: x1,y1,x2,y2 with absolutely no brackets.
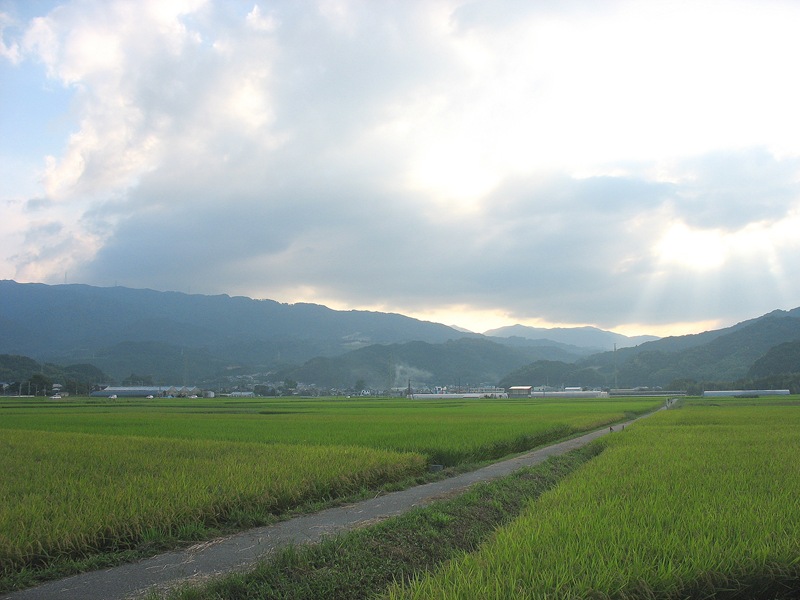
4,409,662,600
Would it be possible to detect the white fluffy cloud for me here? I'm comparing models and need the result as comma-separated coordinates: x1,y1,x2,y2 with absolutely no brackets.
3,0,800,335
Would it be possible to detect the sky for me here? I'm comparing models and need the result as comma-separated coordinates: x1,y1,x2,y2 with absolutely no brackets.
2,0,800,337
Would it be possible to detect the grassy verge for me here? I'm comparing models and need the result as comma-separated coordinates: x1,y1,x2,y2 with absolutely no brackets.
149,443,606,600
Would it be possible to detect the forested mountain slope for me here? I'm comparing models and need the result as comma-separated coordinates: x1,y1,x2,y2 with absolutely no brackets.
499,309,800,390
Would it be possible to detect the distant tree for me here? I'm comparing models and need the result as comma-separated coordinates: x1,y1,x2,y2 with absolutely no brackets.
26,373,52,396
668,379,702,395
354,378,366,392
279,379,298,396
64,378,91,395
254,384,278,397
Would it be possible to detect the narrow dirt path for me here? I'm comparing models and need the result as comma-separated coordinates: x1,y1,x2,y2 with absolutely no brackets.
3,411,659,600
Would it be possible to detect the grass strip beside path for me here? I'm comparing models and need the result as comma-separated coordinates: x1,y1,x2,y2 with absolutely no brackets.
152,443,606,600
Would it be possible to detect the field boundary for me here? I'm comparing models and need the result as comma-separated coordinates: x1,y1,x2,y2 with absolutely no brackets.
2,410,660,600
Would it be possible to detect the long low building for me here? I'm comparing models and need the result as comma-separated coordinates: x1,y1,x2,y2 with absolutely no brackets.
702,389,790,397
609,389,687,397
90,386,202,398
410,392,508,399
530,390,608,398
507,386,609,399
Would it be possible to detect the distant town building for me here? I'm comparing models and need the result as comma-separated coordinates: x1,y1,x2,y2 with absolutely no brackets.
507,386,608,398
409,386,508,399
610,389,686,397
90,386,201,398
508,386,533,398
530,390,608,398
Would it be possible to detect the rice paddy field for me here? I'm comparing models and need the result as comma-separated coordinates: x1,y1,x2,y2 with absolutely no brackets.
388,397,800,599
0,395,658,584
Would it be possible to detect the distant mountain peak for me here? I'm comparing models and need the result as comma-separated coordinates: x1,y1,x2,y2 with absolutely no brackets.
483,324,658,350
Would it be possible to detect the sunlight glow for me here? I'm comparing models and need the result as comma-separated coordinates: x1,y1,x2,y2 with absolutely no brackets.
656,223,726,271
611,319,723,339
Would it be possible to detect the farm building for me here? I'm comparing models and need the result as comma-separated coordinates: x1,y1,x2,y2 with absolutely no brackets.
702,389,790,397
409,392,508,399
530,390,608,398
508,386,532,398
408,386,507,399
508,386,607,399
610,388,686,397
90,386,202,398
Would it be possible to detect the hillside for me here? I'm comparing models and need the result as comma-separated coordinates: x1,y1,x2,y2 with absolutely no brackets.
749,340,800,378
0,354,108,394
0,280,469,380
0,280,639,385
278,337,583,390
499,308,800,390
484,324,657,350
3,280,798,391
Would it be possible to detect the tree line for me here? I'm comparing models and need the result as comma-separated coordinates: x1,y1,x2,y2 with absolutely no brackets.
0,354,108,396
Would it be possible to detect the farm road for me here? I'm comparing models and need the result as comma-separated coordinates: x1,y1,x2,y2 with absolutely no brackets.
4,410,660,600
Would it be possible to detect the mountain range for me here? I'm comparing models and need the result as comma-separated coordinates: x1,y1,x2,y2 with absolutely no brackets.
484,324,657,352
275,337,586,390
1,280,799,392
0,280,463,381
497,308,800,391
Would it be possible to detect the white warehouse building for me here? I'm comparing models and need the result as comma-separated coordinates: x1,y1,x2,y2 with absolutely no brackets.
702,389,790,397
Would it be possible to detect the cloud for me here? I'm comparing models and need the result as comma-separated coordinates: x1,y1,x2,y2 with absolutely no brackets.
76,151,799,330
5,0,800,335
667,149,800,229
0,11,22,63
451,0,612,31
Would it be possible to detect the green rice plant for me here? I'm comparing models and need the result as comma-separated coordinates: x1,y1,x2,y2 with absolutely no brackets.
388,404,800,599
0,396,660,466
0,430,425,577
154,444,605,600
0,396,662,586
